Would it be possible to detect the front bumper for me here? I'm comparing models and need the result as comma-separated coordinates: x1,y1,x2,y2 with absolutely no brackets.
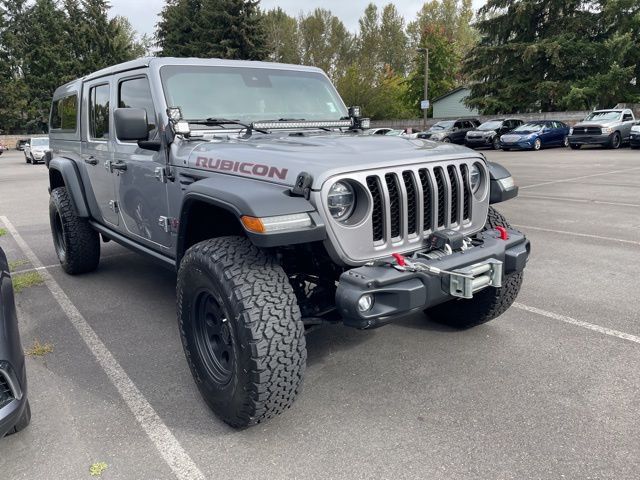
465,137,493,148
336,229,530,329
500,139,534,150
568,134,611,146
630,134,640,146
0,361,27,438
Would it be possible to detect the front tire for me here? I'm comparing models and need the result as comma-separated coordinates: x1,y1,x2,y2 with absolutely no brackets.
608,132,621,149
425,207,524,329
177,236,306,428
492,136,500,150
533,138,542,150
569,143,581,150
49,187,100,274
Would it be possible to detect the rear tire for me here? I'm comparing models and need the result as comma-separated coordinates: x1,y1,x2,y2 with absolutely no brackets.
49,187,100,274
569,143,581,150
492,137,500,150
25,155,30,164
6,400,31,436
177,236,306,428
425,207,524,329
442,137,451,143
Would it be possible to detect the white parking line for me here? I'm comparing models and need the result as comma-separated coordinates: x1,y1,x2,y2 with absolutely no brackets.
0,216,205,480
520,166,640,189
513,224,640,246
519,194,640,208
514,303,640,345
12,252,134,274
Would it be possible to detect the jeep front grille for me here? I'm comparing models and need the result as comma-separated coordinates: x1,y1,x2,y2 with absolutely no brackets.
0,373,14,409
365,163,473,244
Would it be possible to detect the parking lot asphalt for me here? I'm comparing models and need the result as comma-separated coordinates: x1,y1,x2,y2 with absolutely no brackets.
0,145,639,480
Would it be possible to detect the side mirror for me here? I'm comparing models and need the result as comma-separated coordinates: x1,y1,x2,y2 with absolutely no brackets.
114,108,149,141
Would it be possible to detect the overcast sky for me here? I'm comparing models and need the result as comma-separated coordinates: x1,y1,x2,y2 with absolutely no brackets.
110,0,487,38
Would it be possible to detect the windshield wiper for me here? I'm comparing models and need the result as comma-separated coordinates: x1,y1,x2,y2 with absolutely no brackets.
186,118,269,135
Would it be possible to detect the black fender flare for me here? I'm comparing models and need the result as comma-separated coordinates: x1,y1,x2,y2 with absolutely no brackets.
177,175,326,257
48,157,90,217
488,161,519,204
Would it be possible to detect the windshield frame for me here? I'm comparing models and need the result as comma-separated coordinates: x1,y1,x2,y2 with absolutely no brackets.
159,64,349,127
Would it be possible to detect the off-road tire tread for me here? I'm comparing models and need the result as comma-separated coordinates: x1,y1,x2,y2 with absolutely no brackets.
426,207,524,329
177,237,306,428
50,187,100,274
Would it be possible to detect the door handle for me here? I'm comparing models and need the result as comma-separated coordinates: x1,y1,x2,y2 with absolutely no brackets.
84,156,98,165
110,161,127,172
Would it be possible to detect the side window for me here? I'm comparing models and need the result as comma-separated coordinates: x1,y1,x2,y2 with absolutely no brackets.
623,112,633,121
50,94,78,132
89,84,110,140
454,121,463,129
118,77,157,140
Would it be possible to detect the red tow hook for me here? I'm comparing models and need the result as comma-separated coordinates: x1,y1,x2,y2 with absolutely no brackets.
496,226,509,240
392,253,407,266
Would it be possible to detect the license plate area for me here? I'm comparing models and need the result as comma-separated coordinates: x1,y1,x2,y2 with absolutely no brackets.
449,259,503,299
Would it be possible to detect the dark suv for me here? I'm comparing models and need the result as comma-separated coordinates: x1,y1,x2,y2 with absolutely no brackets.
465,119,523,150
1,247,30,438
417,118,481,144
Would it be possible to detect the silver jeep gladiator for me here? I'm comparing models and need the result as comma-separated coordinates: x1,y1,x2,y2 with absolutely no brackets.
48,58,529,427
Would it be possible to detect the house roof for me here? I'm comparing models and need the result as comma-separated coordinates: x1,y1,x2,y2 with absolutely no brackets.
431,86,470,104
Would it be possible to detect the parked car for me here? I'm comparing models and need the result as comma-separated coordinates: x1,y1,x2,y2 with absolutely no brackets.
417,118,481,144
0,247,30,438
568,109,636,149
630,124,640,149
24,137,49,164
365,128,393,136
47,57,528,427
465,118,524,150
500,121,570,151
385,129,404,136
15,139,28,151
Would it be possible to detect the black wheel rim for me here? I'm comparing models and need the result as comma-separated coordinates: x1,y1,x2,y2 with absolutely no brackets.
53,212,66,261
613,135,620,148
193,290,234,385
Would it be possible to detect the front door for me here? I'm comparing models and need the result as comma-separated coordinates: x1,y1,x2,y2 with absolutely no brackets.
113,74,172,250
82,80,119,226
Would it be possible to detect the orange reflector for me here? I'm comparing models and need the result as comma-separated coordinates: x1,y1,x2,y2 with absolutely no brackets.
241,216,265,233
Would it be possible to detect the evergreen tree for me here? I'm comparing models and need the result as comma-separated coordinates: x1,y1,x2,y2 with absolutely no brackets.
156,0,267,60
379,4,409,76
464,0,640,113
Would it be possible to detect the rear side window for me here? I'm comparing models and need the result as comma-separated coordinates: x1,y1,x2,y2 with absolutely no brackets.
89,84,110,140
50,94,78,132
623,113,633,121
118,77,157,140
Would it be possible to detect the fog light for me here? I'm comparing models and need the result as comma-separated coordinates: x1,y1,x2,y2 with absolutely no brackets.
358,294,374,312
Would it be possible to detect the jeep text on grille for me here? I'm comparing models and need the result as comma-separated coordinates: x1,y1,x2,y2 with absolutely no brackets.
47,57,529,428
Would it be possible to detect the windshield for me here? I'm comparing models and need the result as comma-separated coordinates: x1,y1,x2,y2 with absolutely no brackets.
584,111,622,122
429,121,454,131
514,123,544,132
478,121,502,130
160,66,348,124
30,138,49,148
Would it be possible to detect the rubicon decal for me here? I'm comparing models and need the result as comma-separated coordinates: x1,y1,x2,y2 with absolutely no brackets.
195,157,288,180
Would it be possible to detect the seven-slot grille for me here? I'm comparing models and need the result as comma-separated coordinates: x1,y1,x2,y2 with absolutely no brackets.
365,163,473,244
0,373,14,408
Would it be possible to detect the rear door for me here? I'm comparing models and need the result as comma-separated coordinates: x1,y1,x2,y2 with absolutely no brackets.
81,79,119,226
112,73,172,251
452,121,465,143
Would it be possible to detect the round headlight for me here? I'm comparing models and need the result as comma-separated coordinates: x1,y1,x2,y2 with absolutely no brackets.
469,164,482,193
328,181,355,220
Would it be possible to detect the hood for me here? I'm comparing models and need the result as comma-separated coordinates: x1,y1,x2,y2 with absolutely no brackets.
180,132,483,189
573,120,620,128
